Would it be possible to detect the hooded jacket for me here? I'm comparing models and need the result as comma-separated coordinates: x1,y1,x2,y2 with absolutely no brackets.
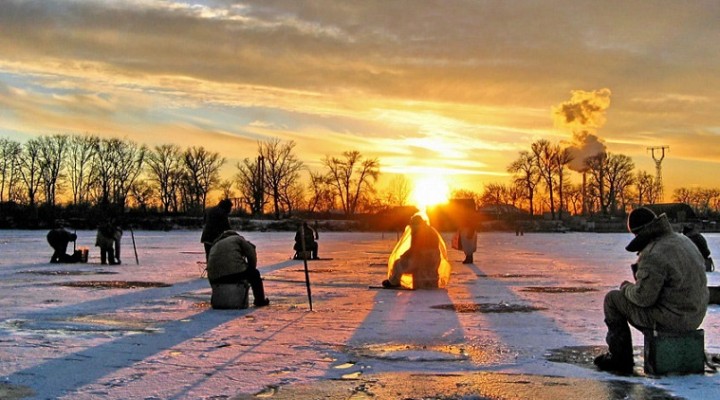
623,213,708,331
206,231,257,282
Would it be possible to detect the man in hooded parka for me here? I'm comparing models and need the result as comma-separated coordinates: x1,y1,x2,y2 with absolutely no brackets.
594,207,708,373
207,230,269,307
383,214,445,289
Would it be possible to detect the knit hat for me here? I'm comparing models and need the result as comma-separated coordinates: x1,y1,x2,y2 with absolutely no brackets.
627,207,657,234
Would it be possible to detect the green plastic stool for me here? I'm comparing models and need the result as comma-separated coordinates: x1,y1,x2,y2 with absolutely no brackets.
644,329,705,375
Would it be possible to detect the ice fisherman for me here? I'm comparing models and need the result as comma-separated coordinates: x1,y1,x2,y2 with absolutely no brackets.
293,221,319,260
46,226,78,263
201,198,232,260
458,219,477,264
207,230,269,307
594,207,708,374
95,221,122,265
382,213,451,289
683,224,714,272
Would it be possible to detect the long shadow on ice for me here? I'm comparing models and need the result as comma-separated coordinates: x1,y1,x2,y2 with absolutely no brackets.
0,260,296,398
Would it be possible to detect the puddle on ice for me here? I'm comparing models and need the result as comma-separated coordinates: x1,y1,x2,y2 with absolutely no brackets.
289,268,335,273
431,303,547,313
57,280,172,289
350,343,470,362
20,269,118,275
478,273,546,279
4,315,160,336
520,286,598,293
239,371,682,400
545,346,648,376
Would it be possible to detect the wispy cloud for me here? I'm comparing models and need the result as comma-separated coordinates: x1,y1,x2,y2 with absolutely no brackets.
1,0,720,191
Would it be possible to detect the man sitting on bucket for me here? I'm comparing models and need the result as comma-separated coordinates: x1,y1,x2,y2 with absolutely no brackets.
207,230,269,308
594,207,708,374
382,213,451,290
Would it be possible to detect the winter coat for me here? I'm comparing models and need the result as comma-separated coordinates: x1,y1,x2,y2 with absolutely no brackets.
200,205,231,245
459,226,477,254
293,225,317,251
624,213,708,331
47,228,76,248
95,224,119,249
685,230,711,259
206,231,257,282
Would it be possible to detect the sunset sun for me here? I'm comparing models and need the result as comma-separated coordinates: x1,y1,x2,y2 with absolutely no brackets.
411,175,450,209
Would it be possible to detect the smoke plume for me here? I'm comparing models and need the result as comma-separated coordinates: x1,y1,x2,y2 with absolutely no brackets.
553,88,611,172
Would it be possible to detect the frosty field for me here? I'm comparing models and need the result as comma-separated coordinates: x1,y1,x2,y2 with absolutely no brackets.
1,229,719,399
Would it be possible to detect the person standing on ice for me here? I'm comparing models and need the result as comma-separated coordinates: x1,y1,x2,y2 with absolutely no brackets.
201,198,232,260
683,224,714,272
207,230,269,307
95,220,121,265
594,207,708,374
382,213,451,289
458,217,477,264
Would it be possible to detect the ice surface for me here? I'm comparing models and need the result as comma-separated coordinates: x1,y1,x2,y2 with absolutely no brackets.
0,229,719,399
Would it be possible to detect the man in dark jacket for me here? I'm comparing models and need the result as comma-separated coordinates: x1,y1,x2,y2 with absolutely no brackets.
594,207,708,374
47,227,77,263
207,231,269,307
683,224,714,272
293,221,319,259
201,199,232,259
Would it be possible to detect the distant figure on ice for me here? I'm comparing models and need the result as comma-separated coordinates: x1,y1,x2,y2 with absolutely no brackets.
683,224,714,272
207,231,269,308
46,225,78,263
96,220,122,265
293,221,319,260
458,219,477,264
594,207,708,374
201,199,232,260
382,213,451,289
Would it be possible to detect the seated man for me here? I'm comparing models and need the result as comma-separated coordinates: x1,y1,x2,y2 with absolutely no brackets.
207,230,269,307
293,221,319,259
594,207,708,374
383,214,451,289
46,227,78,263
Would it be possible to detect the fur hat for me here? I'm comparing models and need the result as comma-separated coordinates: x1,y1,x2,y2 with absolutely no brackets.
627,207,657,234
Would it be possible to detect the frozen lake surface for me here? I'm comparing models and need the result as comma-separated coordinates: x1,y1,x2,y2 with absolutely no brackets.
1,229,720,399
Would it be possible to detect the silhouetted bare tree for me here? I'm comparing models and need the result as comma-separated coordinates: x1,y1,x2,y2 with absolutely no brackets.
0,138,22,205
322,150,379,216
18,139,43,208
258,139,303,219
67,135,99,205
146,144,183,213
507,150,540,217
235,156,267,216
38,134,69,207
183,146,225,212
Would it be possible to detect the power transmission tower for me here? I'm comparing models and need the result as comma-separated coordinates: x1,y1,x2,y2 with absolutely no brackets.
647,146,669,202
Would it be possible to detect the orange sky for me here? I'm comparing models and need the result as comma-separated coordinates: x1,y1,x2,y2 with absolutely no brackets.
1,1,720,200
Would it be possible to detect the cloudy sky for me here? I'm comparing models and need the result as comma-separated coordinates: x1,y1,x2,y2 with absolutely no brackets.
1,0,719,199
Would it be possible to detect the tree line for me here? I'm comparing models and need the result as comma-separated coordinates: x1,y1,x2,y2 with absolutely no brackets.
454,138,720,220
0,134,383,222
2,133,720,225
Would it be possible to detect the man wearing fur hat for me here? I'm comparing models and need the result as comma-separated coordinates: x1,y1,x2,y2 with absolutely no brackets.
594,207,708,374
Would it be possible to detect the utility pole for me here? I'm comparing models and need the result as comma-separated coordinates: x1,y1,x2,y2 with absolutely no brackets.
647,146,669,202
